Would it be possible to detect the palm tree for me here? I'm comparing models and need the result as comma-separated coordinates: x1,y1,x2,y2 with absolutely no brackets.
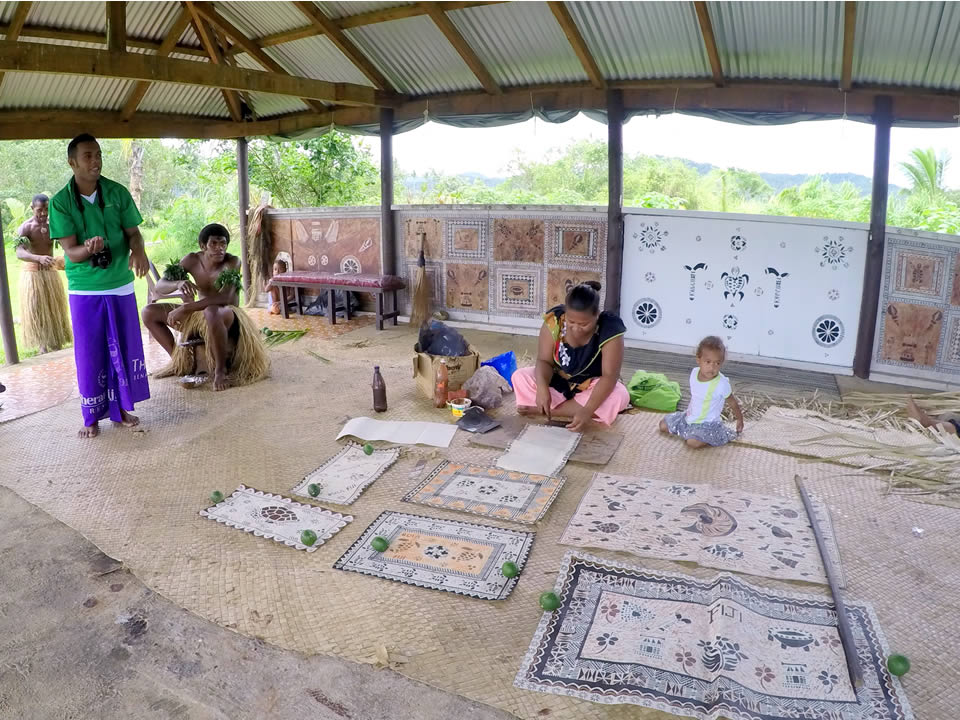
900,147,949,196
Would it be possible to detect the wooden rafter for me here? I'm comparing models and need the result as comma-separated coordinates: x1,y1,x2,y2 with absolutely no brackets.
189,2,330,112
0,19,206,57
106,1,126,53
214,25,254,116
0,40,387,106
187,3,242,121
841,1,857,91
423,2,500,95
694,1,724,88
547,1,606,90
0,2,32,89
292,1,390,91
120,6,192,121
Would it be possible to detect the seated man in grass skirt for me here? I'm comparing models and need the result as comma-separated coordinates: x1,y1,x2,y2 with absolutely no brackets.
15,194,72,354
142,223,268,391
49,134,151,439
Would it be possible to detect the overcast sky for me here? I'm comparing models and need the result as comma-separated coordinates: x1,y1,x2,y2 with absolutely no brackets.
363,113,960,189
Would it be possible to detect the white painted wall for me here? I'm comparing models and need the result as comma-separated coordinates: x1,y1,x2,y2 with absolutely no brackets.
621,210,869,368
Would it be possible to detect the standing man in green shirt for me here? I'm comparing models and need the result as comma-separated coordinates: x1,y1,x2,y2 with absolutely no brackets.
49,133,151,438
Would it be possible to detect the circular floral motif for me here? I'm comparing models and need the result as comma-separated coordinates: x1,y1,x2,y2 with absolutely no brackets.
754,287,764,296
340,255,361,274
768,329,775,335
704,280,714,290
816,236,852,269
730,234,747,252
423,545,448,559
696,235,702,242
779,241,787,249
632,298,661,328
813,315,844,347
828,289,839,301
633,223,668,254
685,318,692,325
644,271,656,283
258,505,298,523
307,254,317,267
320,255,329,266
477,485,497,496
722,314,738,330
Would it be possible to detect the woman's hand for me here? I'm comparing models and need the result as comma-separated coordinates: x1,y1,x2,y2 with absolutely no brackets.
566,405,593,433
536,385,553,420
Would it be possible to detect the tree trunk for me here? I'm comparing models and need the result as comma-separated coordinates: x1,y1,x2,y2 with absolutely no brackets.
127,141,144,208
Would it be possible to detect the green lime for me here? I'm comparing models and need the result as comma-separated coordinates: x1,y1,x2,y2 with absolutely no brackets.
539,591,561,611
210,490,224,504
887,654,910,677
363,443,374,455
263,328,273,337
501,561,519,578
307,483,321,497
300,529,318,547
371,536,389,552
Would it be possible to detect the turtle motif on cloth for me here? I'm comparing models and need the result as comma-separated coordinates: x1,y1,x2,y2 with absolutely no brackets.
721,267,749,302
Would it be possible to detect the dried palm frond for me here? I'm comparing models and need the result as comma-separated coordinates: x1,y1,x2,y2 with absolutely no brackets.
261,327,307,347
245,196,273,307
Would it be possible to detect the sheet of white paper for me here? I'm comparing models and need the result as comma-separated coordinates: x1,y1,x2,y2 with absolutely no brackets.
496,424,581,475
337,416,457,448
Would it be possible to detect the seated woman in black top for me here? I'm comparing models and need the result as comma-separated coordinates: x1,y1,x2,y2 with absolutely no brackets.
512,281,631,431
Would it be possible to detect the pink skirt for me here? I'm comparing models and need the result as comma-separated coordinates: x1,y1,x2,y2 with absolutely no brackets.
511,366,631,426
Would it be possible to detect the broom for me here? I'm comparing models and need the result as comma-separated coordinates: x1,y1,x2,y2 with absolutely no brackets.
410,228,431,327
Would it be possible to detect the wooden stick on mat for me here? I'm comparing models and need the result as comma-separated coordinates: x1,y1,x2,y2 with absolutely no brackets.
795,475,864,689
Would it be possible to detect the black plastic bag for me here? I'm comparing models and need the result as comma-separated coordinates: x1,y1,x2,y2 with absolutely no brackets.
415,320,470,357
302,289,359,317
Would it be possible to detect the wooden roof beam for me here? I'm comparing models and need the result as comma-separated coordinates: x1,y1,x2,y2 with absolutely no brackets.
547,1,606,90
423,3,500,95
106,2,126,53
120,6,193,120
841,1,857,91
292,1,390,90
189,1,329,112
694,1,725,88
0,2,33,90
187,4,242,122
0,40,387,105
0,19,206,57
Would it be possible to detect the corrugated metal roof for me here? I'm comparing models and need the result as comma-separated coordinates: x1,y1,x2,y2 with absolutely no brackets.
448,2,586,86
0,72,132,111
264,35,375,86
345,15,483,94
138,81,230,118
568,1,709,80
26,1,104,33
217,1,314,38
247,92,310,118
708,1,842,82
125,2,182,42
856,1,960,90
318,2,415,21
0,2,18,26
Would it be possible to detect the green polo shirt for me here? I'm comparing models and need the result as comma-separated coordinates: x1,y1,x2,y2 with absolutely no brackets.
49,176,143,292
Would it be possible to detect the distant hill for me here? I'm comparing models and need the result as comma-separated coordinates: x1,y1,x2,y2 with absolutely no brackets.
402,159,902,196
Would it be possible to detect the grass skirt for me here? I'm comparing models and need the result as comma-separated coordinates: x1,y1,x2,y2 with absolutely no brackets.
664,411,737,447
19,264,72,350
155,307,270,387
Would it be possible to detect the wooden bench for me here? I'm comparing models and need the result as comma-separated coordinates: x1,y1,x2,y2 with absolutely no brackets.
269,271,406,331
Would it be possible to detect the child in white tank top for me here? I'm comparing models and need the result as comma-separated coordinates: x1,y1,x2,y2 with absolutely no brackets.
659,336,744,448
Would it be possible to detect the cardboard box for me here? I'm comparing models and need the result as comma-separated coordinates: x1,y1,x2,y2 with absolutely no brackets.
412,346,480,400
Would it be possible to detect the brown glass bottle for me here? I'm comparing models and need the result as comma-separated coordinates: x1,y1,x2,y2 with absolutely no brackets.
372,366,388,412
434,359,448,408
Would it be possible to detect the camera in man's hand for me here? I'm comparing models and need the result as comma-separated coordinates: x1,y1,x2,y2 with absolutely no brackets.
89,245,112,269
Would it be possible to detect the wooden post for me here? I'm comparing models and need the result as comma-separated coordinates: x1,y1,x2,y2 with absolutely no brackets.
0,220,19,365
380,107,396,276
853,95,892,379
605,89,624,313
106,2,126,53
236,136,251,297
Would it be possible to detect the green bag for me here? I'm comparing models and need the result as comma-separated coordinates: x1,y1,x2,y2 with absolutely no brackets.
627,370,682,412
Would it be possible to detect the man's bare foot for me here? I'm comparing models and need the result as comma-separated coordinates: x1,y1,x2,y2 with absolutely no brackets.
213,371,230,392
114,409,140,428
905,397,936,427
78,423,100,439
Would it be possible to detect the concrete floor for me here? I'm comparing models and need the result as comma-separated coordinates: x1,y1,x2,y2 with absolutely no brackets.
0,486,512,720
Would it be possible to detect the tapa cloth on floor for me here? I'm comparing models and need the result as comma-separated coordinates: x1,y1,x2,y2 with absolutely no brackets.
560,474,844,585
515,551,913,720
293,442,400,505
496,424,581,476
338,417,457,448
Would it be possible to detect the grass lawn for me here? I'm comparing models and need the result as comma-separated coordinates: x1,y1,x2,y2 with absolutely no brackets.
1,233,154,365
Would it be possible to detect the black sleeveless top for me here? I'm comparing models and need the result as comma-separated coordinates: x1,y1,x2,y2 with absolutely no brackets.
543,305,626,399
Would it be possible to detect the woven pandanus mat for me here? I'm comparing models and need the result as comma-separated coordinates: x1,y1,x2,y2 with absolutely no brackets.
1,347,958,720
